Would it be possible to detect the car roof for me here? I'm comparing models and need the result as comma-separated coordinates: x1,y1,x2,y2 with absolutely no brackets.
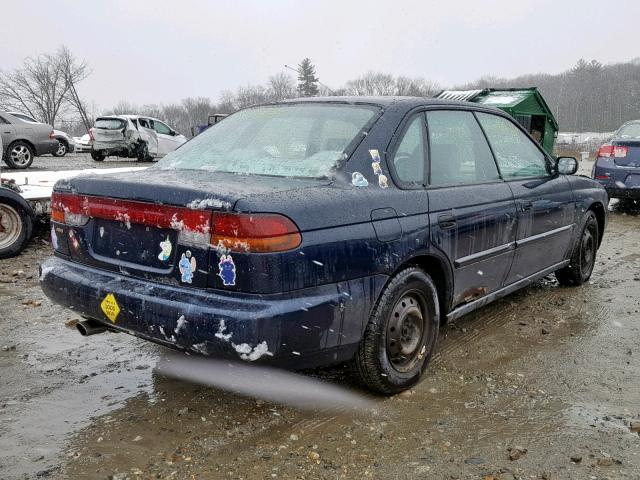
98,114,165,123
277,95,480,109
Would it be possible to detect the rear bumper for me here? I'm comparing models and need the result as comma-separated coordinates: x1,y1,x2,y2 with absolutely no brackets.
604,187,640,199
40,256,384,368
35,139,59,156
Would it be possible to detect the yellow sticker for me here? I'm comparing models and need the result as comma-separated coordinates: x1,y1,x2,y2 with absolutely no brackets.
100,293,121,323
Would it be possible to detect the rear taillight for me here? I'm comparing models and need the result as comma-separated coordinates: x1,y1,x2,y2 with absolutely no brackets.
50,193,302,253
88,128,95,141
211,213,301,253
51,193,211,238
597,144,627,158
49,131,55,139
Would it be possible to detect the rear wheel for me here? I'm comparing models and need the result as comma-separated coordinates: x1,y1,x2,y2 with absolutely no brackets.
136,142,153,162
0,199,32,258
556,211,599,286
353,267,439,394
53,139,68,157
91,150,105,162
5,141,34,169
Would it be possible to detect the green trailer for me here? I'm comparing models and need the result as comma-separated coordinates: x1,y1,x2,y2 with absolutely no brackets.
435,87,559,155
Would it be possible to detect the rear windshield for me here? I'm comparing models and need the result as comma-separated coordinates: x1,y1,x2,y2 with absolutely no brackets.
156,104,380,178
617,123,640,139
95,118,126,130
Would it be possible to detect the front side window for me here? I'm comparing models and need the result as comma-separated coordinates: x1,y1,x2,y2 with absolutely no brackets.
153,120,172,135
426,110,500,186
157,104,380,178
138,118,150,128
392,115,425,184
477,112,549,178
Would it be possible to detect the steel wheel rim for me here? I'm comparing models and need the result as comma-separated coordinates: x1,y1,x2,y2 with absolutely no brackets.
0,204,23,250
386,292,427,372
56,141,66,155
581,226,595,274
10,145,31,166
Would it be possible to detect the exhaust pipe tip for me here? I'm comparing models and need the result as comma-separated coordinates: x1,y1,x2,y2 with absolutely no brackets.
76,319,108,336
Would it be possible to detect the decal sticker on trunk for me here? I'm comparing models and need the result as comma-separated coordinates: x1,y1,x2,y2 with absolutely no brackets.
158,236,172,261
68,229,79,251
378,174,389,189
351,172,369,187
100,293,121,323
178,250,196,283
50,225,58,250
218,254,236,286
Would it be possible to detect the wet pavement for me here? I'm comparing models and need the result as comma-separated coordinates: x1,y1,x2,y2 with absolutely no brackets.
1,158,639,479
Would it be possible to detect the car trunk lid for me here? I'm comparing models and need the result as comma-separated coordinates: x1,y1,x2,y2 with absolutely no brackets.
52,169,329,287
612,140,640,167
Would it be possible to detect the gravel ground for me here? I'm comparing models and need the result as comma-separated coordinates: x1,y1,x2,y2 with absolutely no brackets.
0,156,639,480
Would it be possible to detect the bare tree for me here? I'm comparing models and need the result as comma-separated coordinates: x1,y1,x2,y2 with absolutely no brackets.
268,72,296,101
346,72,395,96
0,46,89,126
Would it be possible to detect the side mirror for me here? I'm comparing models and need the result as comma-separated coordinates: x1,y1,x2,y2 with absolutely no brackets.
557,156,578,175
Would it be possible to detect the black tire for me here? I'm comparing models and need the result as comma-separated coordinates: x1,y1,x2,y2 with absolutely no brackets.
136,142,153,162
91,150,105,162
4,141,35,169
0,198,33,259
556,211,599,286
52,139,68,157
353,267,440,394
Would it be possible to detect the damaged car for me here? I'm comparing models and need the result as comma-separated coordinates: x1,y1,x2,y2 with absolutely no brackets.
89,115,187,162
40,97,607,393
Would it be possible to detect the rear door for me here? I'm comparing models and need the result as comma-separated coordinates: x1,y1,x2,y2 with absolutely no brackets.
150,119,180,156
476,112,575,284
137,117,159,156
425,109,518,307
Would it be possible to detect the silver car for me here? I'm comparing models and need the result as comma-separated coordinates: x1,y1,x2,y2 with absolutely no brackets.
0,111,58,168
7,111,75,157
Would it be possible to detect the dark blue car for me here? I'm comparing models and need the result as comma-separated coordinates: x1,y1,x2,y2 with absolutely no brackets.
593,120,640,202
40,97,608,393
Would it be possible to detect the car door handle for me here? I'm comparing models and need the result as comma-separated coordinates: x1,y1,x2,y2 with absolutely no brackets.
438,214,457,229
520,200,533,211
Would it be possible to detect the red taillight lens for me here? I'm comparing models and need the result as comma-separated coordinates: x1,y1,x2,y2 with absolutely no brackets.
49,131,55,139
614,146,628,157
596,144,614,157
88,128,95,141
211,213,301,252
50,192,211,234
597,144,627,158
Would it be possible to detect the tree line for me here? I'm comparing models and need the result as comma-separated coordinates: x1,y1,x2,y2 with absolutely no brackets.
460,58,640,132
2,47,639,136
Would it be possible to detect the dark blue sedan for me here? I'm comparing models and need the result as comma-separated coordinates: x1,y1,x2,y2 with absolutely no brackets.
40,97,608,393
593,120,640,202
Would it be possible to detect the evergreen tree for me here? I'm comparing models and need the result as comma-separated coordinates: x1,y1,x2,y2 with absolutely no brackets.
297,58,319,97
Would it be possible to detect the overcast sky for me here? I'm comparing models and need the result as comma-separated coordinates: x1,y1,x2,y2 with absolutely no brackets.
1,0,638,112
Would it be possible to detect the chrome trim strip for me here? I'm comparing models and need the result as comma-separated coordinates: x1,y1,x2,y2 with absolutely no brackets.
516,224,574,247
446,260,570,322
454,242,516,267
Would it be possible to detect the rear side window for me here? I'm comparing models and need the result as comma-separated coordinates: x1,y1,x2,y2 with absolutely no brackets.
426,110,500,186
95,118,126,130
476,112,548,178
0,116,9,124
392,115,425,184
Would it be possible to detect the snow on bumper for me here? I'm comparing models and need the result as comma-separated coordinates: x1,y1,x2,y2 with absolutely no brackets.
40,256,382,367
